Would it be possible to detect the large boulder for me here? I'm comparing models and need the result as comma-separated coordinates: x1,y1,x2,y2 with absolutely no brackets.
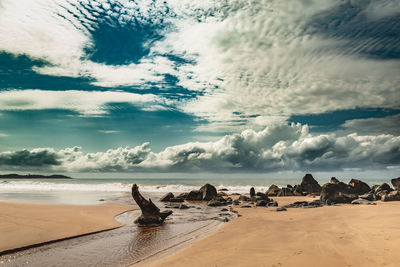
300,174,322,194
292,185,303,196
186,190,203,201
382,190,400,202
160,192,174,202
373,183,393,200
348,179,371,195
320,182,358,204
391,178,400,190
200,184,218,201
266,184,281,196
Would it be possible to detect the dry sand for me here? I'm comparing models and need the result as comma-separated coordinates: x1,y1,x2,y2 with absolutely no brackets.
0,201,136,254
143,196,400,267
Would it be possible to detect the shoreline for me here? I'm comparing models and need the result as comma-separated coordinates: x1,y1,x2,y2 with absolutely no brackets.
141,196,400,267
0,201,137,255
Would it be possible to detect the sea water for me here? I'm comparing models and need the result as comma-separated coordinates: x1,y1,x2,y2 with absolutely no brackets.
0,176,391,205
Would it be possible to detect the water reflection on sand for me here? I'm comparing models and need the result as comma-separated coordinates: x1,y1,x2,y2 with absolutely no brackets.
0,192,230,267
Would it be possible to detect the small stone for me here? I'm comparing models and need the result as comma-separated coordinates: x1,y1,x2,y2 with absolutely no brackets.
275,207,287,212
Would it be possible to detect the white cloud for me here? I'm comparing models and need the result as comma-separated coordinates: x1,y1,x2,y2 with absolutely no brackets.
0,90,168,115
151,0,400,131
1,124,399,172
342,114,400,135
0,0,398,132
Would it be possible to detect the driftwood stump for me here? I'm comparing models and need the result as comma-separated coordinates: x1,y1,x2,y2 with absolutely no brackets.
131,184,172,226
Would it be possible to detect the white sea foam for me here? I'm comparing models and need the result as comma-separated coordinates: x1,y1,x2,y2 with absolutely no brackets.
0,181,270,194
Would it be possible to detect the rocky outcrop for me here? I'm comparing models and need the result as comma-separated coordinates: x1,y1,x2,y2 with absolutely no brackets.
391,178,400,190
320,182,358,204
266,184,281,196
348,179,371,195
186,190,203,201
300,174,321,195
277,187,294,196
131,184,172,226
374,183,393,199
382,190,400,202
176,192,188,199
160,192,174,202
200,184,218,201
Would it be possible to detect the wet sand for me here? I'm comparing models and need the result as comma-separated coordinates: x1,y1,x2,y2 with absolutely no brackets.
144,196,400,267
0,192,227,266
0,201,136,254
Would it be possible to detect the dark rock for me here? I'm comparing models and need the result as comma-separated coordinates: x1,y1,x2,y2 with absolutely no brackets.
232,199,240,205
231,193,240,195
284,201,308,208
330,177,340,184
131,184,172,226
359,192,375,201
169,197,184,203
179,204,190,209
348,179,371,195
320,182,358,204
300,173,321,194
277,187,294,196
200,184,218,201
226,197,233,203
241,205,252,208
256,192,269,200
186,190,203,201
221,217,230,222
221,208,229,211
98,199,105,201
218,192,228,197
308,200,323,207
256,200,268,207
374,183,392,193
250,187,256,197
266,184,281,196
165,203,181,209
287,184,293,189
382,190,400,201
351,198,376,205
293,185,303,196
268,201,278,207
218,188,229,191
275,207,287,212
176,192,188,199
239,195,250,201
160,192,175,202
391,177,400,190
208,199,228,207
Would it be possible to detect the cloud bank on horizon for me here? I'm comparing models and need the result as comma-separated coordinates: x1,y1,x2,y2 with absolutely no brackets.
0,0,399,173
1,124,399,173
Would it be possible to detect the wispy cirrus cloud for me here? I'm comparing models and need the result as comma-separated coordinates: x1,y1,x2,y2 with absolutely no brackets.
0,89,169,115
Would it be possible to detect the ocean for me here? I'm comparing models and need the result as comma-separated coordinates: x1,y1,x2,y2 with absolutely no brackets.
0,176,391,205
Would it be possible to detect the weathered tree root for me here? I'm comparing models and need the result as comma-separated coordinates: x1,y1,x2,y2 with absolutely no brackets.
131,184,172,226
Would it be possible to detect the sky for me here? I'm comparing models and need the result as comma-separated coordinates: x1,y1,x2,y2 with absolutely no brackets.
0,0,399,177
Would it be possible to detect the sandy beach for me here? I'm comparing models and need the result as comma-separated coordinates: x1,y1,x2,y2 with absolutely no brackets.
0,201,136,254
143,196,400,267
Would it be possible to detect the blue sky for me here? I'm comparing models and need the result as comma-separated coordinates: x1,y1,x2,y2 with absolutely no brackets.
0,0,399,176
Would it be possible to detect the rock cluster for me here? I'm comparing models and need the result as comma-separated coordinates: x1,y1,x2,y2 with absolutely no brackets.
266,174,322,197
320,177,400,204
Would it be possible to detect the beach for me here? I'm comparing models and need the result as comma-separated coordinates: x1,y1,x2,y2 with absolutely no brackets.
0,201,136,254
143,196,400,267
1,178,400,267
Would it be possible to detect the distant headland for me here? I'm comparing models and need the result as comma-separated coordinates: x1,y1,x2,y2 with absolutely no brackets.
0,174,71,179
